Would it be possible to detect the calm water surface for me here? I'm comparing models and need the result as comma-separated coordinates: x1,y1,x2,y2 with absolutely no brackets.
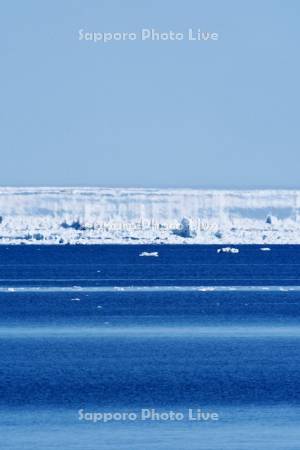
0,245,300,449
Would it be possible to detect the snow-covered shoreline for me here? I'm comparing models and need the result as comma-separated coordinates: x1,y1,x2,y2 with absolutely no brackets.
0,187,300,244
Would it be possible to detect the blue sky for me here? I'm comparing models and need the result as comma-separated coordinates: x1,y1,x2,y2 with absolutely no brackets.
1,0,299,187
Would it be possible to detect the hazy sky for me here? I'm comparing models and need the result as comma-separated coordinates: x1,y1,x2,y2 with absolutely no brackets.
1,0,299,187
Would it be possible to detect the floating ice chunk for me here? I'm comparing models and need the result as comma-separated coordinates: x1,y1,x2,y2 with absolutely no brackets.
217,247,239,254
139,251,159,257
260,247,271,251
70,297,81,301
7,287,15,292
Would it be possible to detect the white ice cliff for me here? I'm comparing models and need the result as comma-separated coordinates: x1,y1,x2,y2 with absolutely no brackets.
0,187,299,244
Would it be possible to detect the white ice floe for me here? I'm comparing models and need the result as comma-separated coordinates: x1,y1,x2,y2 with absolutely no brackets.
0,285,299,293
139,251,159,257
260,247,271,251
0,187,300,244
70,297,81,301
217,247,240,253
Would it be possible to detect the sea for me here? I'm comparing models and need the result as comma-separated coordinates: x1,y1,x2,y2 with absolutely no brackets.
0,244,300,449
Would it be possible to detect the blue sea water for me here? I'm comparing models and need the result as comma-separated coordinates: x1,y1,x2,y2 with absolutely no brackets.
0,245,300,449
